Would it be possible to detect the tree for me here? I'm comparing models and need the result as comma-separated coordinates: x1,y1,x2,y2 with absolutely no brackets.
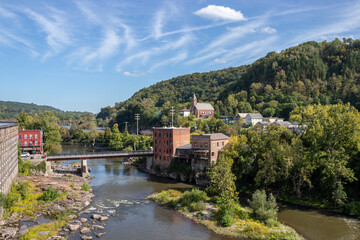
207,155,238,209
109,124,123,150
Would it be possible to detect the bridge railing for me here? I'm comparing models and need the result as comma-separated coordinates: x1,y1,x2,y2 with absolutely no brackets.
48,150,153,158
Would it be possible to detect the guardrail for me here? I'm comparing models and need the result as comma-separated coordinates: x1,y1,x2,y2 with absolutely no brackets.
48,150,153,158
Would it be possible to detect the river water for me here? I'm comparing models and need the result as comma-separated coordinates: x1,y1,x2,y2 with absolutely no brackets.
61,145,360,240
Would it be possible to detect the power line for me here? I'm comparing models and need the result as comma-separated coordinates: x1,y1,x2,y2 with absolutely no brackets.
135,114,140,135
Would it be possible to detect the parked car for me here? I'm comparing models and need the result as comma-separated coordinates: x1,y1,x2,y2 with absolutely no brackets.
21,152,30,158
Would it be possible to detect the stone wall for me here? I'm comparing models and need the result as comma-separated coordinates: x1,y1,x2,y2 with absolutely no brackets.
0,124,18,194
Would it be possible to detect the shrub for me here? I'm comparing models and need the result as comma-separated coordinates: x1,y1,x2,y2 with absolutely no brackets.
221,212,235,227
189,201,206,212
0,193,6,207
39,187,61,202
56,210,74,221
179,189,208,207
248,190,278,225
70,184,75,189
82,184,90,192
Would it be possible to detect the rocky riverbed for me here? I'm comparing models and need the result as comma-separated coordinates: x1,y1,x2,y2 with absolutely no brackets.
0,164,109,240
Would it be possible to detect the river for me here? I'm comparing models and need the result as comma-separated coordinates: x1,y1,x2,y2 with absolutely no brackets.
61,145,360,240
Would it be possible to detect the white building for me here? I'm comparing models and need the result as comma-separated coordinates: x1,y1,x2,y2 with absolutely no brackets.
179,109,190,117
245,113,263,126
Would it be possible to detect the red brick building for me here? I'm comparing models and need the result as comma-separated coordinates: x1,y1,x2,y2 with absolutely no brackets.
189,94,214,118
18,130,43,154
153,127,190,167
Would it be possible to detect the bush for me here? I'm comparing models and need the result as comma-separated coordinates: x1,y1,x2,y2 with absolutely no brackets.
221,212,236,227
189,201,206,212
179,189,208,207
0,193,6,207
248,190,278,225
39,187,60,202
82,184,90,192
70,184,75,189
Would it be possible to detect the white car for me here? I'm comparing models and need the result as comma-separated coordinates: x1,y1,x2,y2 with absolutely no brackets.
21,152,30,158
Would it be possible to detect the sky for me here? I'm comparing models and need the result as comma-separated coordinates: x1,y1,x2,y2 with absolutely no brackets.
0,0,360,113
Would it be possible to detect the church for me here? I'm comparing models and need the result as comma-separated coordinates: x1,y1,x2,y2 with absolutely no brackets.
189,94,214,118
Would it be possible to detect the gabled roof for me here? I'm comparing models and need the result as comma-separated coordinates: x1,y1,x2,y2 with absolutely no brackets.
246,113,263,119
235,113,249,118
196,103,214,110
203,133,230,140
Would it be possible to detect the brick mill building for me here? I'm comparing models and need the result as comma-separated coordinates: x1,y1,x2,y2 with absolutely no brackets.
153,127,190,167
0,122,18,194
18,130,43,154
189,94,214,118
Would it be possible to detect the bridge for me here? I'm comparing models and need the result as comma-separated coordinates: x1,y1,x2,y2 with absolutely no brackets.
46,150,153,177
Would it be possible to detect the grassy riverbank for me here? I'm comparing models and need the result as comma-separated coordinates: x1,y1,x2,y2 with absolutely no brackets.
149,189,303,240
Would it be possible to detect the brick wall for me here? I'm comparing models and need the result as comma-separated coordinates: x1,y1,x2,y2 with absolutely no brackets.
0,124,18,194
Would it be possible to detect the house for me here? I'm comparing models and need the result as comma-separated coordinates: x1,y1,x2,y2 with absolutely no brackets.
189,94,214,118
245,113,263,126
179,109,190,117
18,130,43,154
263,117,284,123
234,113,250,122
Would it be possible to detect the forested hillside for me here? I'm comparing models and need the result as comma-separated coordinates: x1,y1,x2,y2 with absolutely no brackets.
0,100,92,120
97,38,360,128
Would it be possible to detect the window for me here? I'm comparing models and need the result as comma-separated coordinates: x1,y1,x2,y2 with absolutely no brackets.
30,134,32,139
159,132,161,137
200,143,203,147
212,152,214,156
35,134,38,139
30,141,33,146
155,140,157,144
155,132,157,137
222,142,224,146
166,133,168,137
194,143,197,147
24,134,27,140
205,143,208,147
24,141,27,146
166,140,169,145
19,135,21,140
35,141,38,146
217,142,219,147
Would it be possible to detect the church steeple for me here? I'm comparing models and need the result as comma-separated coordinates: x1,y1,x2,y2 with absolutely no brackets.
192,94,197,106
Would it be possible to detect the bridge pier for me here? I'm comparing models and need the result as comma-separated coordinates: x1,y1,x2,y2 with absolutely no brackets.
146,156,153,172
81,159,90,177
45,161,52,175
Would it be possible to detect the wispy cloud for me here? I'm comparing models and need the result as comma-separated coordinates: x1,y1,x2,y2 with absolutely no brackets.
292,2,360,43
261,27,276,34
149,51,188,72
116,34,192,71
24,8,72,57
153,9,165,40
68,29,121,71
194,5,247,21
123,71,146,77
0,6,16,18
75,1,100,24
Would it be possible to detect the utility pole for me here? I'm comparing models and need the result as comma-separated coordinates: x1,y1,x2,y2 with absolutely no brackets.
170,106,175,127
124,122,128,132
135,114,140,135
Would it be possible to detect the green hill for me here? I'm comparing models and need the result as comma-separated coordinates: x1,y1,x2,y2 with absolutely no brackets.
97,38,360,128
0,100,92,121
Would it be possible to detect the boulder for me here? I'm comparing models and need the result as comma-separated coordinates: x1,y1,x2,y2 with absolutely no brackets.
80,227,91,234
81,235,93,240
91,225,104,230
92,214,101,220
80,218,88,223
95,232,106,238
68,223,81,232
99,216,108,221
38,231,50,236
19,225,29,236
1,227,17,238
51,205,65,212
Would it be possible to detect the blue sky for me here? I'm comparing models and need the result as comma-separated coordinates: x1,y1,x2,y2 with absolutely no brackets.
1,0,360,113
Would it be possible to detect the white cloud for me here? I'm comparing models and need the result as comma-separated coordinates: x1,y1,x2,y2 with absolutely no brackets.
123,71,146,77
194,5,246,21
0,6,16,18
149,51,188,72
261,27,276,34
214,58,227,64
68,29,121,71
153,10,165,39
75,1,100,24
24,8,72,55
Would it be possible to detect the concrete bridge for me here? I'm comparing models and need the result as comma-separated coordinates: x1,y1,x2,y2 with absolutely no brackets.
46,150,153,177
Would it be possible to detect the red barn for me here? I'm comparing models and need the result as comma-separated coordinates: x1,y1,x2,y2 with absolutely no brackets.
18,130,43,154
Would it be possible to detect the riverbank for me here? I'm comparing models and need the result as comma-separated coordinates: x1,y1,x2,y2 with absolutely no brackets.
0,164,108,240
149,189,303,240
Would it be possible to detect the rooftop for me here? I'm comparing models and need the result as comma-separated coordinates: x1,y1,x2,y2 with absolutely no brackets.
0,122,18,129
196,103,214,111
176,144,192,150
247,113,263,119
193,133,230,140
153,127,190,129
